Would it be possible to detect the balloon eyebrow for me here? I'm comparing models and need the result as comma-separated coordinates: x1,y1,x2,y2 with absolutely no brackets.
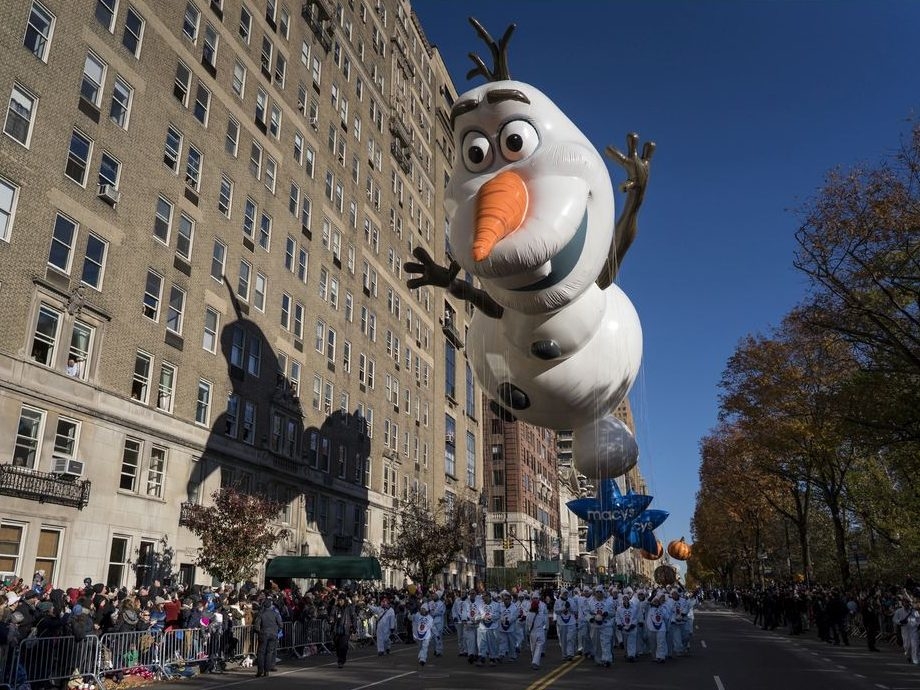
450,98,480,129
486,89,530,106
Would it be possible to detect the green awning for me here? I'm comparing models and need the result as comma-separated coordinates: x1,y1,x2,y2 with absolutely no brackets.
265,556,382,581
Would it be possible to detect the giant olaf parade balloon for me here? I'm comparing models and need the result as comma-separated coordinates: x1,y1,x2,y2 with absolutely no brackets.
405,19,655,481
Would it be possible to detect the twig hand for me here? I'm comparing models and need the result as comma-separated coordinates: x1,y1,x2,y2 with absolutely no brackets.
403,246,460,289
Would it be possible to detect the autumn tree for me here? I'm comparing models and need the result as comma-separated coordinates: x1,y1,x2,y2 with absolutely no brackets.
182,486,290,585
378,490,479,589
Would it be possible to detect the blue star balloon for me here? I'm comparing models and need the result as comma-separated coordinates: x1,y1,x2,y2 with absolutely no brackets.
567,479,651,551
625,509,669,553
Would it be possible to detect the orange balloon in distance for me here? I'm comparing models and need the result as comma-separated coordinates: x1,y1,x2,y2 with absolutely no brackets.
640,541,663,560
667,537,692,561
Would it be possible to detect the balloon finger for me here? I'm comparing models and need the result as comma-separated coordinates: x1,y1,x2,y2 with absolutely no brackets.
641,141,657,162
626,132,639,158
406,278,426,290
604,145,627,165
403,262,426,274
412,246,433,263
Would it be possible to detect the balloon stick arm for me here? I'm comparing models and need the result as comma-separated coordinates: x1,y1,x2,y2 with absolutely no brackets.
448,280,504,319
598,134,655,288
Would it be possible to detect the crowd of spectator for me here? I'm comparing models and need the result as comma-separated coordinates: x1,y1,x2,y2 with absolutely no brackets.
707,578,920,664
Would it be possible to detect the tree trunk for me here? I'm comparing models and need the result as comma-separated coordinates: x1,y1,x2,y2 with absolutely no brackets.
826,495,851,586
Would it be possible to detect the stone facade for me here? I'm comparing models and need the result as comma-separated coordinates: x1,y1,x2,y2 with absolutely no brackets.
0,0,483,590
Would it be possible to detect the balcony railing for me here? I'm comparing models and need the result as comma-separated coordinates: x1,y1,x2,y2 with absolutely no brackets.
301,2,333,51
0,464,91,510
441,314,463,348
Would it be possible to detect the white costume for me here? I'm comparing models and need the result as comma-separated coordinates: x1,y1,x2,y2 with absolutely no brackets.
369,604,395,655
498,593,520,660
554,592,577,660
429,594,446,656
588,590,615,666
646,598,669,662
475,595,501,664
413,608,433,665
615,596,639,660
524,596,548,670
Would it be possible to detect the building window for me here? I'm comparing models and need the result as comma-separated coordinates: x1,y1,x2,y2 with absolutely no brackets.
218,175,233,217
81,233,107,289
81,53,106,106
51,417,79,469
185,145,202,190
269,104,282,137
68,321,94,380
176,214,194,260
202,306,219,353
131,351,152,402
98,151,120,189
166,285,185,334
146,445,166,497
164,126,182,173
238,4,252,43
232,61,246,98
157,362,176,412
65,129,92,186
195,379,212,425
109,76,133,129
174,62,191,106
13,406,45,468
106,536,130,590
122,6,145,57
225,117,239,156
242,401,256,444
120,438,141,491
202,23,218,68
30,305,60,366
444,342,456,399
242,197,256,237
264,156,277,193
249,141,262,179
193,84,210,125
230,324,244,368
48,214,78,273
0,177,19,242
182,1,200,42
4,84,36,147
210,240,225,281
466,431,476,488
95,0,118,32
237,260,251,300
0,519,34,579
445,414,456,477
246,334,261,375
253,272,266,311
225,394,239,437
25,2,55,61
142,270,162,320
258,212,271,249
465,363,476,418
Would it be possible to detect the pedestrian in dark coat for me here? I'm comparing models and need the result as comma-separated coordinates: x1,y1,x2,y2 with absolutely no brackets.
254,599,282,677
329,594,357,668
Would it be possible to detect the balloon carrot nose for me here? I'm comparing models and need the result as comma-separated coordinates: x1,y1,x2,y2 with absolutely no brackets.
473,170,528,261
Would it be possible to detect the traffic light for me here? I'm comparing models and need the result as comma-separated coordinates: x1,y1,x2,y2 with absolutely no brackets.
502,538,511,549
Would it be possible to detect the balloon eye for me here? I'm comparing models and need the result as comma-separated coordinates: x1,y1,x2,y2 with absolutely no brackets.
499,120,539,162
461,131,493,173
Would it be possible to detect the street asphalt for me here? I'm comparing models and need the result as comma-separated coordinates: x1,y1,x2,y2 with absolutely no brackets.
153,605,920,690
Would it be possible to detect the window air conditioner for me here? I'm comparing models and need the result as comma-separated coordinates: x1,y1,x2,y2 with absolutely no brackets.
97,184,121,205
52,454,85,477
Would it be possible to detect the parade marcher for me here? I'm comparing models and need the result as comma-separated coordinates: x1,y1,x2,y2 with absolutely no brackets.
525,591,549,670
589,586,615,667
451,591,466,656
474,591,500,666
414,603,434,666
254,598,282,678
458,591,478,662
329,593,357,669
429,591,446,657
905,601,920,665
498,591,519,661
635,590,650,656
513,591,527,657
664,590,685,656
554,589,576,661
573,587,589,656
681,591,696,652
616,593,639,662
647,594,670,663
894,597,913,652
369,597,396,656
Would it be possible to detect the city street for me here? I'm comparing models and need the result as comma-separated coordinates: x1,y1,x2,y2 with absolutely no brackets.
155,607,919,690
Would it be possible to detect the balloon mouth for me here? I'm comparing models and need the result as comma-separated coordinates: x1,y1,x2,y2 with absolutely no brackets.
507,211,588,292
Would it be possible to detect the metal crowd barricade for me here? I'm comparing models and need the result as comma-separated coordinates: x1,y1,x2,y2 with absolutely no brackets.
160,627,207,665
278,621,297,653
299,618,333,655
99,629,161,674
9,634,102,689
230,624,257,659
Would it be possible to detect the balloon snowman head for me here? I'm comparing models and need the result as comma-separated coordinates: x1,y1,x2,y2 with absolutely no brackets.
404,18,654,480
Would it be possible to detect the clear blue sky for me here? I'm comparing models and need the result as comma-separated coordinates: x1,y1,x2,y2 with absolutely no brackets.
412,1,920,553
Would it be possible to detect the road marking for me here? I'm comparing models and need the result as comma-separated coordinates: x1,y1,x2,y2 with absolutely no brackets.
526,656,584,690
837,665,847,669
876,684,889,689
714,675,725,690
349,671,417,690
701,640,708,648
854,674,865,678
